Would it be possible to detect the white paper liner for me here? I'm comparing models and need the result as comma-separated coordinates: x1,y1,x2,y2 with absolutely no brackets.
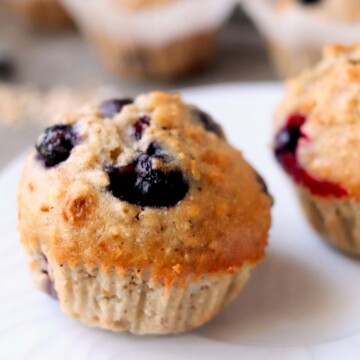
27,251,253,334
297,187,360,256
61,0,236,46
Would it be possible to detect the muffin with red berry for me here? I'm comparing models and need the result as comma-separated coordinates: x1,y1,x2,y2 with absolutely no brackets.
242,0,360,78
5,0,72,29
274,44,360,255
18,92,272,334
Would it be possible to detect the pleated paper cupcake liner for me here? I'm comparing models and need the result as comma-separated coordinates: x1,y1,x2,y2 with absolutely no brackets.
297,186,360,256
28,248,253,334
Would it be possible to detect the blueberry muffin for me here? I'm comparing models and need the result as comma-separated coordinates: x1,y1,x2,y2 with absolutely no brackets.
274,44,360,255
242,0,360,78
5,0,72,29
18,92,272,334
60,0,235,79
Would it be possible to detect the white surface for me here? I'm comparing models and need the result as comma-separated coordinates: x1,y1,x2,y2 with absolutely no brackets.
2,83,360,359
61,0,235,46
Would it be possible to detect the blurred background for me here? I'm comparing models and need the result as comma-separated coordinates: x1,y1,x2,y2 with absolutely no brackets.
1,0,359,170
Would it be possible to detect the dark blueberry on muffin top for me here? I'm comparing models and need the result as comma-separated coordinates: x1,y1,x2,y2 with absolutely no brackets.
196,109,225,138
298,0,321,5
99,98,133,118
36,125,77,168
146,142,172,162
106,149,189,208
132,115,151,140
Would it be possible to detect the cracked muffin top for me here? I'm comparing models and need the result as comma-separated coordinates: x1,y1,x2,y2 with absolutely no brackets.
276,0,360,22
18,92,271,285
274,44,360,198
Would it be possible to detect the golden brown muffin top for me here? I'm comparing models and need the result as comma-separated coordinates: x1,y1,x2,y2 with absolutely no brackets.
276,0,360,22
18,92,271,285
275,44,360,197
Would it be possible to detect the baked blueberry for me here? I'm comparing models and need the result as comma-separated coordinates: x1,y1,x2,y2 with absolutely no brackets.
299,0,320,5
146,142,172,162
196,109,224,138
106,153,189,207
99,98,133,118
274,113,305,160
0,55,15,81
132,115,151,140
255,171,274,206
36,125,77,168
274,114,346,197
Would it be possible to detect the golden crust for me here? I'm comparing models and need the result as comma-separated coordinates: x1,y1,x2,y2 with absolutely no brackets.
18,92,271,285
276,43,360,197
276,0,360,22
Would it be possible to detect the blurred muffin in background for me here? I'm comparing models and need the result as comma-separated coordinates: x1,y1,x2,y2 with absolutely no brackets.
241,0,360,78
60,0,236,80
5,0,73,29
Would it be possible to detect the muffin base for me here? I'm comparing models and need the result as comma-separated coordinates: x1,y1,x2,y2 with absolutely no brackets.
267,39,321,79
28,250,253,334
297,187,360,256
88,30,217,80
5,0,73,29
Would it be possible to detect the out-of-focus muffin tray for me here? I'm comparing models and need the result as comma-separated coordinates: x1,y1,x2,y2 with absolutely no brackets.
0,3,273,88
0,3,273,169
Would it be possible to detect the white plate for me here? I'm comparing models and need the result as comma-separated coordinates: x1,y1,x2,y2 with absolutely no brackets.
2,83,360,360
